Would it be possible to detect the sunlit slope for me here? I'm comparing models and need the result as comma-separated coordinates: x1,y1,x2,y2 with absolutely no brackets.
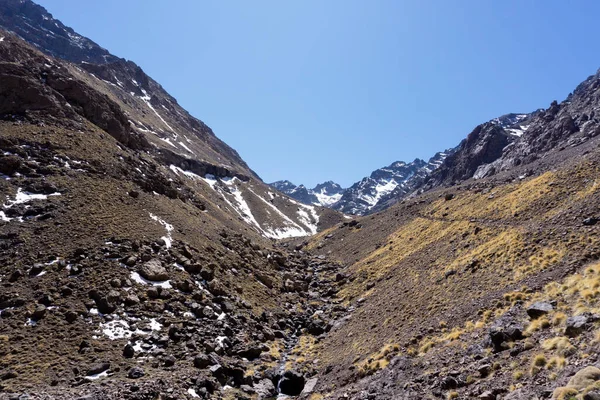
305,147,600,393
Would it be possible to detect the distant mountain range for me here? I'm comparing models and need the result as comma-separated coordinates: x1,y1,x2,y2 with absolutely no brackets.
270,112,537,215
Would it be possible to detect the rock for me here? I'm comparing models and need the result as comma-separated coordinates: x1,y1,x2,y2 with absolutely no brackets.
208,279,227,296
444,193,455,201
123,255,137,267
194,354,212,369
526,302,554,319
255,272,274,289
583,217,598,226
478,364,491,378
146,287,160,299
163,355,176,367
128,190,139,198
139,259,168,281
489,313,524,352
199,266,214,281
479,391,495,400
254,378,277,399
31,305,46,320
440,376,457,390
301,377,318,396
123,344,134,358
64,310,78,323
278,370,305,396
567,366,600,389
0,370,18,380
565,315,589,337
87,362,110,376
127,367,144,379
124,294,140,306
584,390,600,400
237,346,263,361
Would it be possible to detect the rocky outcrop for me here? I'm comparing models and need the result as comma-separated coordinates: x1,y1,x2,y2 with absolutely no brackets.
0,34,148,150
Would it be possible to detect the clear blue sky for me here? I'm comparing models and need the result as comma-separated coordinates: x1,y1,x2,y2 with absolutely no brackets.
36,0,600,187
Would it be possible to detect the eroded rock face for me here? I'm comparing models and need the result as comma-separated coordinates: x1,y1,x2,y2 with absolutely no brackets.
0,36,148,150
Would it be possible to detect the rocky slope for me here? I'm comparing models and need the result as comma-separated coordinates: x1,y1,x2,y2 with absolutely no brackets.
0,2,346,399
4,1,600,400
0,0,343,240
291,72,600,399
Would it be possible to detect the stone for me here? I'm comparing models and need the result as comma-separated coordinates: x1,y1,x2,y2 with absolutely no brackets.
31,305,46,320
478,364,491,378
584,390,600,400
479,391,495,400
64,310,78,323
194,354,212,369
139,259,168,281
123,344,134,358
526,302,554,319
163,355,176,367
301,377,318,395
583,217,598,226
208,279,226,296
87,362,110,376
567,366,600,389
127,367,144,379
565,315,589,337
254,378,276,399
278,370,305,396
124,294,140,306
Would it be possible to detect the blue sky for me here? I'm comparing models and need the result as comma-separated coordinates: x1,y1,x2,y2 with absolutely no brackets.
37,1,600,187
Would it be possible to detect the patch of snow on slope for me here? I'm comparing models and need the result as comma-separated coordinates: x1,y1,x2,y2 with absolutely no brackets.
296,205,319,234
149,213,174,248
178,141,194,154
159,137,177,148
169,165,202,180
313,190,342,207
203,176,317,239
247,187,314,238
4,188,61,207
360,179,398,207
140,89,174,132
130,271,172,289
220,178,263,232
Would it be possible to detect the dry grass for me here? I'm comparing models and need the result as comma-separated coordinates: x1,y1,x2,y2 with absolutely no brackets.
542,337,576,357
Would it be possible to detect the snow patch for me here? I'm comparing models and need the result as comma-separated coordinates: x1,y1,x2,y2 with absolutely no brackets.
140,89,174,132
4,188,61,208
130,271,172,289
149,213,174,248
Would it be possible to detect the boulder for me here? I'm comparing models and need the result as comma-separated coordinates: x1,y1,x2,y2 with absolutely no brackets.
194,354,212,369
567,366,600,389
254,379,276,399
565,315,589,337
139,259,168,281
301,377,318,396
526,302,553,319
278,370,306,396
31,304,46,320
123,344,134,358
127,367,144,379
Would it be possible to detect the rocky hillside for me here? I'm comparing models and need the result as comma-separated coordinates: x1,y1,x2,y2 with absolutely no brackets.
0,0,343,240
291,71,600,399
0,2,346,399
4,1,600,400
